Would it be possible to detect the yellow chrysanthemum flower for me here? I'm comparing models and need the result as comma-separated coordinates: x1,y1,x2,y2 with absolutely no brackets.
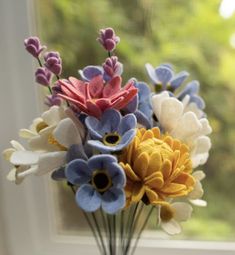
119,127,195,207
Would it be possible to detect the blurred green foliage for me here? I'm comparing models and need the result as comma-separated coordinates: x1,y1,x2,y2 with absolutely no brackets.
37,0,235,240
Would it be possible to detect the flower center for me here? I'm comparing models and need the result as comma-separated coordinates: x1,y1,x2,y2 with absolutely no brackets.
103,132,121,146
92,170,112,193
160,204,175,222
36,121,48,133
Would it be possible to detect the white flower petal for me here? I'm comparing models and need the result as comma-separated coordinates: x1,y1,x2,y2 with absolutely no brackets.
53,118,82,148
42,106,66,126
161,219,181,235
188,180,204,200
19,129,37,139
152,92,170,121
189,199,207,207
193,170,206,181
199,119,212,136
159,98,183,132
171,112,201,141
172,202,193,222
6,168,17,182
36,151,67,175
2,148,15,161
10,140,25,151
10,151,40,165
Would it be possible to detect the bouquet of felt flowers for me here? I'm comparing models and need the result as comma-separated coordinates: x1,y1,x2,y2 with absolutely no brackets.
3,28,212,255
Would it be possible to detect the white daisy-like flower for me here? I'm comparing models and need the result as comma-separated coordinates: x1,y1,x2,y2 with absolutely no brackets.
9,117,82,178
188,170,207,207
159,202,193,235
152,91,212,168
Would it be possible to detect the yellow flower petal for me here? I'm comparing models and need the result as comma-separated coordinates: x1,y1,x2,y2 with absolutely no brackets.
147,151,162,175
132,183,145,203
161,159,172,180
120,162,140,182
144,172,164,189
133,152,149,179
145,187,159,204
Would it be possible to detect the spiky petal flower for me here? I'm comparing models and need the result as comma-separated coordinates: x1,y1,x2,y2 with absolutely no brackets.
57,75,138,118
119,128,195,207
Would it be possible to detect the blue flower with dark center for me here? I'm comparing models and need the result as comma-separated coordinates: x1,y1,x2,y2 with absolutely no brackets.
65,154,126,214
85,109,136,153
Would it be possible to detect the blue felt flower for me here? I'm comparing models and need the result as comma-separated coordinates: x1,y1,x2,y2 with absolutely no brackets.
65,154,126,214
124,80,153,128
145,63,189,92
85,109,137,153
177,80,205,109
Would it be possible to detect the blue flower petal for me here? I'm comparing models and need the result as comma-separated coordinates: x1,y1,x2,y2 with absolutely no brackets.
85,116,103,139
134,111,152,129
178,80,199,99
106,162,126,188
51,167,66,181
135,82,151,102
66,159,92,185
124,95,138,113
88,154,117,171
79,65,103,81
145,63,158,84
170,71,189,90
118,114,137,135
66,144,88,163
190,95,205,109
76,184,102,212
101,187,125,214
116,129,136,150
155,66,173,87
99,109,121,135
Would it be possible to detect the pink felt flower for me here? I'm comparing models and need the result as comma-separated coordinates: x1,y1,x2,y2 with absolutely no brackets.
57,75,138,118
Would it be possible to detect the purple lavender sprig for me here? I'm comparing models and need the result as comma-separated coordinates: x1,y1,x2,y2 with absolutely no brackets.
44,51,62,77
97,28,120,54
24,36,46,59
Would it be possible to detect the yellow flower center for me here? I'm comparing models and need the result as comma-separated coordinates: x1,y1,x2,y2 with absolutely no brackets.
48,134,67,151
103,132,121,146
119,127,195,207
36,121,48,133
92,170,112,193
160,204,175,222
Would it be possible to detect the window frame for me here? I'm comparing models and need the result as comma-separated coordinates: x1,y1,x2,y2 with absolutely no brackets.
0,0,235,254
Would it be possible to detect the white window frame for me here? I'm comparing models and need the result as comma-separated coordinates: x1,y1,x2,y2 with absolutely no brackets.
0,0,235,254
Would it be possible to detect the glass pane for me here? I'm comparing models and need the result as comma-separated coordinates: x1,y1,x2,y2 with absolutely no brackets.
37,0,235,241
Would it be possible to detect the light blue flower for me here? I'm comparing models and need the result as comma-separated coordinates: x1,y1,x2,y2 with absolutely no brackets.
145,63,189,92
85,109,136,153
177,80,205,109
65,154,126,214
124,80,153,128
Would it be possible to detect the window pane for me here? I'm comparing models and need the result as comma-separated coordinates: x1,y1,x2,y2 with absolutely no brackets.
37,0,235,241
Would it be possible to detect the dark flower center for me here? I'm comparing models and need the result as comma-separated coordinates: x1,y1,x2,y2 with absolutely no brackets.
103,132,121,146
92,170,112,193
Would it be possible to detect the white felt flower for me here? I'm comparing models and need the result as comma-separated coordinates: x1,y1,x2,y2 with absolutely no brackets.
188,170,207,207
9,117,82,177
159,202,193,235
152,92,212,167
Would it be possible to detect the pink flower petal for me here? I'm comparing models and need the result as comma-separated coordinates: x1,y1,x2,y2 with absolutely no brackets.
86,100,102,118
69,77,87,98
88,75,104,98
59,80,85,102
95,98,111,111
103,76,121,98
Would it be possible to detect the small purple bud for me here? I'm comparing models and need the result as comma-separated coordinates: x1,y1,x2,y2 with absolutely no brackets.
103,56,123,78
52,81,63,94
35,67,52,86
44,51,62,76
24,36,46,58
97,27,120,52
44,94,62,107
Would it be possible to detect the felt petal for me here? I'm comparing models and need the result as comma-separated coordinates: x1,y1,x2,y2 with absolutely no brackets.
51,167,66,181
118,114,137,135
76,184,102,212
36,151,67,175
86,100,102,118
85,116,103,139
151,92,170,120
89,74,104,98
189,199,207,207
145,187,159,204
155,66,173,87
66,159,91,185
10,140,25,151
80,66,103,81
145,63,158,84
193,170,205,181
188,180,203,200
172,202,193,221
147,151,162,176
103,76,121,98
131,183,145,203
53,118,81,148
161,219,181,235
170,71,189,90
88,154,117,171
134,111,152,129
19,129,36,139
159,98,183,132
10,151,40,165
133,152,149,179
42,105,66,126
124,95,138,113
66,144,88,162
106,162,126,188
99,109,121,134
102,187,125,214
120,163,140,182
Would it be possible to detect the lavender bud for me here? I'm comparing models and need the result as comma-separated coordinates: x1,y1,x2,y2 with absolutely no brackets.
97,27,120,52
35,67,52,86
24,36,46,58
103,56,123,78
44,94,62,107
44,51,62,76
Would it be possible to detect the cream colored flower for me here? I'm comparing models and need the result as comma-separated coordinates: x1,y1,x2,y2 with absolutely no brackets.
152,92,212,168
159,202,193,235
